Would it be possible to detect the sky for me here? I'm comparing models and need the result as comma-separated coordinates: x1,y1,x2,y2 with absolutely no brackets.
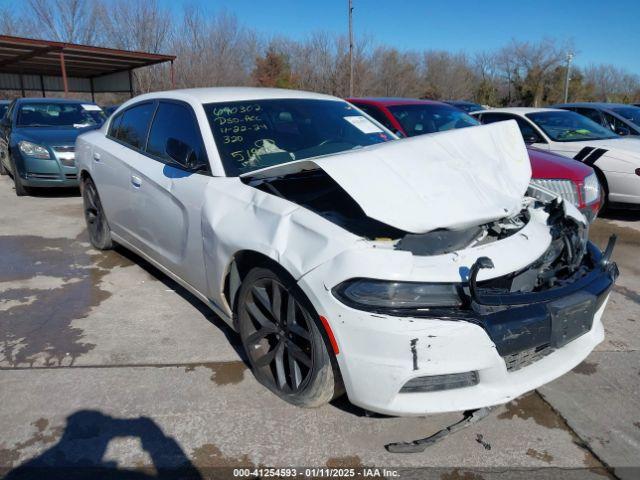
160,0,640,74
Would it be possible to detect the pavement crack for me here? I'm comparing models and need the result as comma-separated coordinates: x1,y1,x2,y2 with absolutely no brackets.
535,390,620,480
0,361,246,371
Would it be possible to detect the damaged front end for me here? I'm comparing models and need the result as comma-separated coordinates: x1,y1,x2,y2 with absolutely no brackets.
240,122,617,408
249,164,618,374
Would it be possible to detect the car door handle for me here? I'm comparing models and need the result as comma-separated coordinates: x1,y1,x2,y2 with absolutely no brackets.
131,175,142,188
93,152,101,162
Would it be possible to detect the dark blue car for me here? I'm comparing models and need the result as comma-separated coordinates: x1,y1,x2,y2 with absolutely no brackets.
0,98,106,196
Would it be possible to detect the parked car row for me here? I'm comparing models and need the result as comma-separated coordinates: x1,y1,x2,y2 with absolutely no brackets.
0,88,621,416
470,107,640,208
347,98,603,221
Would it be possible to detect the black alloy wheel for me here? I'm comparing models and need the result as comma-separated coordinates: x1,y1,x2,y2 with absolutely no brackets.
82,176,113,250
237,267,338,407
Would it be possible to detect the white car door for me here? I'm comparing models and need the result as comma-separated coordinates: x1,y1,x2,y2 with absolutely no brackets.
98,101,157,243
125,100,211,293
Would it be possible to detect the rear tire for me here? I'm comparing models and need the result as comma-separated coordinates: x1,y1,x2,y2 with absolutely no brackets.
81,175,113,250
0,156,8,176
236,266,338,408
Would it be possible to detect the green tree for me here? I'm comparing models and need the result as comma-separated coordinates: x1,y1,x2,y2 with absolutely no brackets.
252,47,296,89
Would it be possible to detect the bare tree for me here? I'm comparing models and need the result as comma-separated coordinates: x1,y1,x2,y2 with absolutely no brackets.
0,2,638,105
422,51,476,100
24,0,100,44
172,7,258,88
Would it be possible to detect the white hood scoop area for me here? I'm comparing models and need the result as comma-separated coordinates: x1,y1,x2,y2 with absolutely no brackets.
243,121,532,234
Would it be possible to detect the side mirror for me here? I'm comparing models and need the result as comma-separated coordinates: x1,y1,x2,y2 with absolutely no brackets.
393,129,406,138
165,137,202,170
523,133,540,144
615,125,630,136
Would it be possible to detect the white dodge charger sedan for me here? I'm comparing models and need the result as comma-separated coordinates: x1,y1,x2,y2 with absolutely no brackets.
472,107,640,208
76,88,618,416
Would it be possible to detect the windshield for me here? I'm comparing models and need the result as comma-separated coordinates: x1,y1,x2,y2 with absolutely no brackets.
611,106,640,127
0,104,8,119
17,102,106,128
204,99,393,176
526,110,617,142
387,104,479,137
449,102,483,113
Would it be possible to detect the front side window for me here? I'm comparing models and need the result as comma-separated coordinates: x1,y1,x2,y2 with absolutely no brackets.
476,113,544,143
354,104,395,130
602,112,631,134
575,108,604,126
387,104,479,137
610,107,640,128
115,102,155,150
16,102,106,128
204,99,393,176
526,111,617,142
147,102,206,165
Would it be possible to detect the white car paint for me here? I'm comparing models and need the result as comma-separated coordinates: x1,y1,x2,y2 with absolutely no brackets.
472,107,640,206
76,88,616,416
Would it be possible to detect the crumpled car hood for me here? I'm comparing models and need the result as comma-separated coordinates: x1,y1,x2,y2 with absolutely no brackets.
242,121,532,234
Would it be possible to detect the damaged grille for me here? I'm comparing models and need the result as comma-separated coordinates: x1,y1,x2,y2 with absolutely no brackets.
530,179,579,207
503,344,553,372
477,200,589,296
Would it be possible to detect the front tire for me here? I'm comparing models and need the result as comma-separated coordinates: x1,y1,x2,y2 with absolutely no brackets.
237,267,338,407
81,176,113,250
12,162,28,196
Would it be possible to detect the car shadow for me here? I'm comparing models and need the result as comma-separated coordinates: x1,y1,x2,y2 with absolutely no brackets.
3,410,203,480
26,186,81,198
100,244,384,418
599,207,640,222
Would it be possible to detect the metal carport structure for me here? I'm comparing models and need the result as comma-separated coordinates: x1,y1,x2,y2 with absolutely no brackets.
0,35,176,99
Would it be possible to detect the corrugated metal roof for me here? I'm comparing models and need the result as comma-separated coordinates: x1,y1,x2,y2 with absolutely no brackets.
0,35,175,78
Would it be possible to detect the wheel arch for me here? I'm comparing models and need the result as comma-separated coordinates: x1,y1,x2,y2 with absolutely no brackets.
591,164,609,202
226,249,345,394
223,250,297,328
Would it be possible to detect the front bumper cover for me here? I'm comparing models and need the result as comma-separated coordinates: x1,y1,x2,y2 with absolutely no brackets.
301,240,618,416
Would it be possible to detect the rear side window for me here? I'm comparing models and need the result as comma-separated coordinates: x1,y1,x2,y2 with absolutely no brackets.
146,102,206,164
115,102,155,150
108,112,123,137
478,112,511,124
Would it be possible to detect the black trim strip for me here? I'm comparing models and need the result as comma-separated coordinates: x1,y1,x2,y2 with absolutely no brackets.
573,146,594,161
583,148,607,166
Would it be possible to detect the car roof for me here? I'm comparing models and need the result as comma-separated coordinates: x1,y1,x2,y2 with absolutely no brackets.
132,87,340,105
444,100,481,106
553,102,638,110
14,97,97,105
473,107,565,115
348,97,450,107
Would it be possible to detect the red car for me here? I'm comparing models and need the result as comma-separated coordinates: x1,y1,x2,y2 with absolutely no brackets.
348,98,602,221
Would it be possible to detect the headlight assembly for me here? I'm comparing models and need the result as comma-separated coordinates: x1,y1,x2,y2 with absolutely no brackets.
582,172,600,205
18,141,50,159
332,278,463,312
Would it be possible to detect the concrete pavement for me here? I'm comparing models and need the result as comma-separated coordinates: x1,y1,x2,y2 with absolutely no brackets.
0,175,638,479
